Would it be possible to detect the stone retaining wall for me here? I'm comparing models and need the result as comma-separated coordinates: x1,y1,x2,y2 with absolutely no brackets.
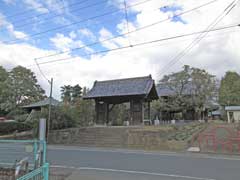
0,131,34,140
49,126,187,151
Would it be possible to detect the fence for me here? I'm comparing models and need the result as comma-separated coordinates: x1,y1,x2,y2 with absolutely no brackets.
195,125,240,153
0,140,48,180
17,163,49,180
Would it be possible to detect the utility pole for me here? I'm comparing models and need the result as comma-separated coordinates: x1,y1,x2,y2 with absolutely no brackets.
47,78,53,142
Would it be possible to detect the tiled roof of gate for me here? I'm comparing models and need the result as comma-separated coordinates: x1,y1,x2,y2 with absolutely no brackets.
84,75,157,99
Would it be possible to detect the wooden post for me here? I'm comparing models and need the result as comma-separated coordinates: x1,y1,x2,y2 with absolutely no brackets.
148,101,150,120
95,100,99,125
130,100,133,125
106,103,109,125
141,101,144,124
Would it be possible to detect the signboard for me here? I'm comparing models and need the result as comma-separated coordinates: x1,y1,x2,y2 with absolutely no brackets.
39,118,46,141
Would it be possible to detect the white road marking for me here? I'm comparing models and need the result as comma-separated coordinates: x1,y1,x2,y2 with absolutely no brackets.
51,165,216,180
0,162,13,166
0,162,34,167
48,146,240,161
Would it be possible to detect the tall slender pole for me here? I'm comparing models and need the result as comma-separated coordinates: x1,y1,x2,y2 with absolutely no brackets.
47,78,53,142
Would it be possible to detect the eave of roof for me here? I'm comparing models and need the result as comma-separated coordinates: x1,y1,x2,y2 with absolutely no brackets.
22,97,60,109
83,75,158,100
225,106,240,111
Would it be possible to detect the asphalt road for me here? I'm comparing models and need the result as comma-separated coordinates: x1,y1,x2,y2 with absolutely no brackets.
1,144,240,180
47,146,240,180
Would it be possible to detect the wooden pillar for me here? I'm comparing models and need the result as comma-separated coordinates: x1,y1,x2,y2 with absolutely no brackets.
130,100,133,125
106,103,109,125
95,100,99,125
148,101,151,120
227,111,230,123
141,100,144,123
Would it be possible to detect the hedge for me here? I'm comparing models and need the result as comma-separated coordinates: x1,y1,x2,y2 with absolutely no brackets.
0,121,32,135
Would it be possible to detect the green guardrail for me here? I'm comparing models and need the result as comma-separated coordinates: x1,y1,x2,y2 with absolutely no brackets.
0,139,47,164
0,139,49,180
17,163,49,180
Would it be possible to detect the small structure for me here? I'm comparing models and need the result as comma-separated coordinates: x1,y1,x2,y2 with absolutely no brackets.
225,106,240,123
22,97,59,112
22,97,60,123
83,75,158,125
210,110,222,120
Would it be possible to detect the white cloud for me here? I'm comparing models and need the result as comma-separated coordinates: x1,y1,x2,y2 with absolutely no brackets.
78,28,96,40
23,0,69,14
69,31,77,39
2,0,15,4
12,30,28,40
7,24,28,40
23,0,49,13
50,33,84,52
44,0,67,14
99,28,120,49
54,16,71,25
0,13,28,40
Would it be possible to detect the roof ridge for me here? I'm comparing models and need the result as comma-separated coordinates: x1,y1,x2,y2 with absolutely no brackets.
95,75,152,83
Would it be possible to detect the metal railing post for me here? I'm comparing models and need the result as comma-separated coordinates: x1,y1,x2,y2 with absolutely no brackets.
43,163,49,180
33,141,38,169
42,141,47,164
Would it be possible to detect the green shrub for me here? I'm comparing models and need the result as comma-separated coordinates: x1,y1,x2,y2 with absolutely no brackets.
0,121,32,135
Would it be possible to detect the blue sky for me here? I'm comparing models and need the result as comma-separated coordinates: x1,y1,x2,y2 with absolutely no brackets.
0,0,127,52
0,0,185,57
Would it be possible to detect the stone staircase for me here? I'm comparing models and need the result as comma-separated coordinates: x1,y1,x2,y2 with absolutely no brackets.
49,127,132,148
75,128,127,147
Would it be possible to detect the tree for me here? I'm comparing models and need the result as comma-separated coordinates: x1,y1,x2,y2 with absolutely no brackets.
158,65,217,119
61,85,72,105
74,98,95,126
72,85,82,103
60,85,94,126
0,66,9,115
4,66,45,111
159,65,193,112
61,84,82,105
219,71,240,106
190,67,217,118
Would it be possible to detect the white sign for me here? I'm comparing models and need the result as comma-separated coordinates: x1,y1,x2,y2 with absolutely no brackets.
39,118,46,141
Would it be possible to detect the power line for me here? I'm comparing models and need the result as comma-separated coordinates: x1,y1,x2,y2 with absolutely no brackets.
5,28,239,72
1,0,90,20
4,0,155,44
10,0,110,30
124,0,132,46
29,24,239,67
34,58,50,83
159,0,239,75
4,1,162,49
158,0,239,77
35,0,220,60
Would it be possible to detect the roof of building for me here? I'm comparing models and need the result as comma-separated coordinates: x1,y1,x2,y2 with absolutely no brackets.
156,83,193,97
22,97,60,109
225,106,240,111
83,75,158,100
211,110,221,116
